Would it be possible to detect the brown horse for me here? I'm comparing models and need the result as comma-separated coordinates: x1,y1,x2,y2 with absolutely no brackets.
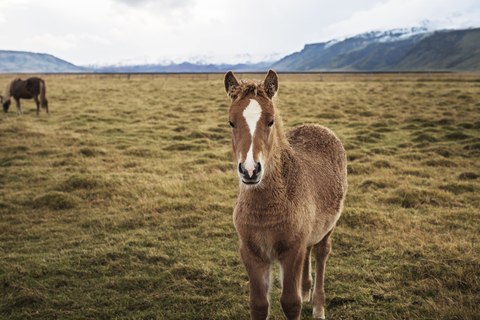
224,70,347,320
1,77,49,115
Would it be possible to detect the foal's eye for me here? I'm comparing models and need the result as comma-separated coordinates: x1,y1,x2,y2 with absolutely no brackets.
228,121,235,128
268,120,274,127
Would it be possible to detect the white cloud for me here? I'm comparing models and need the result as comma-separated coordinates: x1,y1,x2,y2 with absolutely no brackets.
1,0,479,66
110,0,199,25
113,0,194,9
24,34,78,51
23,33,111,51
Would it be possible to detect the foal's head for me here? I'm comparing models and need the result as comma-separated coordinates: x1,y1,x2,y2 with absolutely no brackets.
224,70,279,186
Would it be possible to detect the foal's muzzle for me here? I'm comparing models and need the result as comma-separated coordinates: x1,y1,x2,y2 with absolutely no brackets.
238,161,262,185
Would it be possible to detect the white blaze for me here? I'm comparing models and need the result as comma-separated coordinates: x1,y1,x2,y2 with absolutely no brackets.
242,99,262,177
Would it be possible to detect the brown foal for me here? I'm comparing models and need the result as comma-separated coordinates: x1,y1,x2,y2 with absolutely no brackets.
225,70,347,319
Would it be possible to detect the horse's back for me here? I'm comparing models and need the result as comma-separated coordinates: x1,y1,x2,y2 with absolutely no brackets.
287,124,347,175
11,77,41,99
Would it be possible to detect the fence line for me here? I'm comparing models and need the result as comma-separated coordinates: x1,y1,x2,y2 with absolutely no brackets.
1,72,479,82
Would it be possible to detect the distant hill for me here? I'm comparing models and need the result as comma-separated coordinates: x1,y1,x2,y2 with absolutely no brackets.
272,28,480,72
0,50,272,73
93,61,273,73
0,50,89,73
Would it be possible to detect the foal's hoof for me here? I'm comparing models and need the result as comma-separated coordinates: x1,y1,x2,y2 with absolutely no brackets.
313,306,325,319
302,290,311,302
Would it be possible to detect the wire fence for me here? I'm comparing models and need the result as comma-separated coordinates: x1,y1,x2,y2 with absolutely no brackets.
1,72,479,82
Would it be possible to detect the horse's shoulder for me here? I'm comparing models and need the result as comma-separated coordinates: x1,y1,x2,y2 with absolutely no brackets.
10,78,21,86
286,123,345,161
287,124,339,145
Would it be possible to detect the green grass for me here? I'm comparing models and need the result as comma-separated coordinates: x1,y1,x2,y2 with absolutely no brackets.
0,75,479,319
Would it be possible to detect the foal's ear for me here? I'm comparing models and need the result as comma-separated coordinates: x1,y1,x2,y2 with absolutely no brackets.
224,71,240,100
264,69,279,99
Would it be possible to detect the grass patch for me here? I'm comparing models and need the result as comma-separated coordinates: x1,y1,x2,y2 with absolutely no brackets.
385,185,452,208
373,160,392,168
412,133,439,143
459,172,479,180
0,75,479,319
358,178,395,190
30,191,80,210
317,112,344,119
444,132,471,140
439,182,478,194
424,158,458,167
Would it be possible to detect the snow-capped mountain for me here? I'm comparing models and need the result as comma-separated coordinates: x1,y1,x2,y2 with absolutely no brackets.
347,26,431,43
271,27,480,72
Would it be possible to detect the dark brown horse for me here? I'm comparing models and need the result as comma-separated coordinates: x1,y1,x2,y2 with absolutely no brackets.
225,70,347,319
1,77,49,115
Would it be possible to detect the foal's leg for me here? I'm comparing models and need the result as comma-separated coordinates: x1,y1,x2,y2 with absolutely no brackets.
15,98,22,115
34,96,40,115
301,246,313,302
312,229,333,319
279,248,306,320
240,245,271,320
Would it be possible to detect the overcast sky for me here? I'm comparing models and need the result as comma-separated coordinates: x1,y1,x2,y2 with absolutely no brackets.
0,0,479,66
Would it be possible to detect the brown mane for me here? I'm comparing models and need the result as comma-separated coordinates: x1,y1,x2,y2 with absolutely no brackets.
225,77,279,103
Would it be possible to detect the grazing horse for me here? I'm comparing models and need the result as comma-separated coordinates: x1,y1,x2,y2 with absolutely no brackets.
224,70,347,320
1,77,49,115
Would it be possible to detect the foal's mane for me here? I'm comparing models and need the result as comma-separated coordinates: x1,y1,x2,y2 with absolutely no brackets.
230,79,277,103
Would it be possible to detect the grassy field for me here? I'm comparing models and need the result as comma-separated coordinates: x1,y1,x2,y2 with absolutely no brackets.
0,74,479,319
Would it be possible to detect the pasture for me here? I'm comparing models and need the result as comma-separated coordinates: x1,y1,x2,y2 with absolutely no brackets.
0,73,479,319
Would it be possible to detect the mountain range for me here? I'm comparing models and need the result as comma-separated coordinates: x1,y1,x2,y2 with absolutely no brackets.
272,27,480,72
93,61,274,73
1,27,479,73
0,50,89,73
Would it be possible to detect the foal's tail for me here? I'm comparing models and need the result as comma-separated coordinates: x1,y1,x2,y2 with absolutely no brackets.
39,79,48,109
